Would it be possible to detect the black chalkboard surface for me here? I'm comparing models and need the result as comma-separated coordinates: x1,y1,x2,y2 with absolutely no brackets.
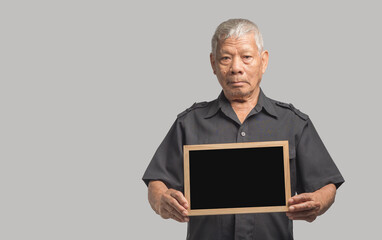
183,141,291,216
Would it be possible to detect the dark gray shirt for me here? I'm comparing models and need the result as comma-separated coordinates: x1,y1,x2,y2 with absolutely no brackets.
143,88,344,240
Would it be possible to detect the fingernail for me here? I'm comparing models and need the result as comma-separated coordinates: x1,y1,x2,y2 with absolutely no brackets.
289,206,294,211
183,211,188,216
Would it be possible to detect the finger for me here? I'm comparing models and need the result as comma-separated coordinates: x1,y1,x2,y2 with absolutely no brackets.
166,194,188,217
288,193,313,205
161,191,187,216
289,214,317,222
165,206,189,222
286,209,318,219
288,201,320,212
170,212,187,223
163,202,187,221
162,209,183,223
170,190,189,209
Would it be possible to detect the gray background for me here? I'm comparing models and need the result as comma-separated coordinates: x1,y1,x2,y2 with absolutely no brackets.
1,0,381,239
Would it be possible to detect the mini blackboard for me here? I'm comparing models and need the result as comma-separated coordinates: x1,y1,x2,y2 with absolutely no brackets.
183,141,291,216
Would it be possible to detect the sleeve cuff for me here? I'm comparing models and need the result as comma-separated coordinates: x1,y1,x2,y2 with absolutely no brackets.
299,175,345,193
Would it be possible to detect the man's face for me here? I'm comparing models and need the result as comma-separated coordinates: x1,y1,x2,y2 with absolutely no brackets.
210,33,269,100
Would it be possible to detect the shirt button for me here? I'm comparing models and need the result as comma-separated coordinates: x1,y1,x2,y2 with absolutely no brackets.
241,131,246,137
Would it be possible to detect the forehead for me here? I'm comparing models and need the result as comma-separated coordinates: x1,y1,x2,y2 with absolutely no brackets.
217,33,258,53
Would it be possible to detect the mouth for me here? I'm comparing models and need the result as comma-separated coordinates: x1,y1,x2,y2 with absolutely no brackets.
228,81,248,87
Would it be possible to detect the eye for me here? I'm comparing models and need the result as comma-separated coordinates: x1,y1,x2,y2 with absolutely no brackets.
242,55,253,63
220,56,231,64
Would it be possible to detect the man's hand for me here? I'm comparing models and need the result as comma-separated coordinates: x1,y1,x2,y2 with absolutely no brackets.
148,181,189,223
157,189,189,222
286,183,336,223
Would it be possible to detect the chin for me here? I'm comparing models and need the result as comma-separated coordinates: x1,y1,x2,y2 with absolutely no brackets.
226,89,252,99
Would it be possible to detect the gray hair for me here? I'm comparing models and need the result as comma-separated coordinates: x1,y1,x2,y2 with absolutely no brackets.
211,18,264,56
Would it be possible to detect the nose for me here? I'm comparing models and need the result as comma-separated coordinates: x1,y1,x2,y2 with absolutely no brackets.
230,56,244,75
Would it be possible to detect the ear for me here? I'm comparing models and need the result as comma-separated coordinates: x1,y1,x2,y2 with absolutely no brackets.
210,53,216,75
260,50,269,74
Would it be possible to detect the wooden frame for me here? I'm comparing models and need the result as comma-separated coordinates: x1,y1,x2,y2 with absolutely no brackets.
183,141,291,216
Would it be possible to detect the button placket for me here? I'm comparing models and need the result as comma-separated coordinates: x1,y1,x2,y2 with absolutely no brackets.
237,123,248,142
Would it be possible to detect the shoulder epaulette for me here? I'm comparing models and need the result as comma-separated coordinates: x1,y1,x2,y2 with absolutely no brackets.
177,102,209,118
275,101,309,120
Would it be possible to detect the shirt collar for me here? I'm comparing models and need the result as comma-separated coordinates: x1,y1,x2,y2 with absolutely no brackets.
204,88,279,119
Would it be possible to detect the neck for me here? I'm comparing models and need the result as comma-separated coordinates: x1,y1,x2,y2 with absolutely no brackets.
226,87,260,109
224,88,261,123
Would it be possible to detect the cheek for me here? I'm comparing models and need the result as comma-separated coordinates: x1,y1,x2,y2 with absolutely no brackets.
248,66,261,76
218,65,228,74
216,69,227,77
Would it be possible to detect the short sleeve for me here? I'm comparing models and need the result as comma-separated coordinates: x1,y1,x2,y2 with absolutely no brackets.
142,119,184,191
296,118,344,193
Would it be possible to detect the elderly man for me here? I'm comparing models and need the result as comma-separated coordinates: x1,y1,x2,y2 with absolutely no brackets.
142,19,344,240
